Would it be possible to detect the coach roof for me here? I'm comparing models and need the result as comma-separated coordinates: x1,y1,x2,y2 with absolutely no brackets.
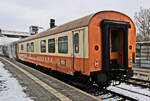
19,10,132,43
19,14,94,43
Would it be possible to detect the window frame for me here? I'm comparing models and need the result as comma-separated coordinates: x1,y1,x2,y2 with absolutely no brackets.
40,40,46,53
74,33,79,53
48,38,55,53
21,44,24,51
31,42,34,52
58,36,68,54
27,43,30,52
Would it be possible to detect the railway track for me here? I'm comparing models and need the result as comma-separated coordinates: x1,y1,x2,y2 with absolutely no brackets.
126,78,150,88
107,83,150,101
104,89,138,101
87,85,138,101
1,57,150,101
133,68,150,80
116,86,150,98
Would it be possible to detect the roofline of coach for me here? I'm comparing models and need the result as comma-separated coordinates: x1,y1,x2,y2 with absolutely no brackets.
18,10,135,43
88,10,136,29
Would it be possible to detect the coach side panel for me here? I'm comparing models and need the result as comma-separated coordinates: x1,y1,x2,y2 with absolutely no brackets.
18,27,90,75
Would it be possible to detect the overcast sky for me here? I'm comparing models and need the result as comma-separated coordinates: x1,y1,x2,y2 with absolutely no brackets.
0,0,149,32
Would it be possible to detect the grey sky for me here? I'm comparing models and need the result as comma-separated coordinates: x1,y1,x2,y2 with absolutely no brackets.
0,0,149,32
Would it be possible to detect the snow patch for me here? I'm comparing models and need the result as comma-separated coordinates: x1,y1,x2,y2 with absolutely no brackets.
107,83,150,101
0,61,33,101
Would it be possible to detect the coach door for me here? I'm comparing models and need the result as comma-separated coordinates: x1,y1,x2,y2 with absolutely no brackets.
72,30,84,73
110,28,124,68
101,20,131,72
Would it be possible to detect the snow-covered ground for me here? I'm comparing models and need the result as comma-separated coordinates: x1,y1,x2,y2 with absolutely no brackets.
107,83,150,101
0,61,33,101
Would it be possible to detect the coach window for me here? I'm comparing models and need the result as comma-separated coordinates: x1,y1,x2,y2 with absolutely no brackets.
40,40,46,53
48,39,55,53
74,33,79,53
31,42,34,52
58,36,68,53
21,44,24,50
27,43,29,52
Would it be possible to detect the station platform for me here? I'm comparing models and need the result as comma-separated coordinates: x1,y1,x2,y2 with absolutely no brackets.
0,57,101,101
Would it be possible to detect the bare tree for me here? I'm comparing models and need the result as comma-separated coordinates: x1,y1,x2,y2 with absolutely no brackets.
135,7,150,42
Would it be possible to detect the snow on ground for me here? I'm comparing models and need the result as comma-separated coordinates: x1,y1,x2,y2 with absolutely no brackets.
107,83,150,101
0,61,33,101
98,94,122,101
118,83,150,96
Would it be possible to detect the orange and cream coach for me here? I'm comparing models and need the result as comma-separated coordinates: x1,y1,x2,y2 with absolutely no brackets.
17,11,136,88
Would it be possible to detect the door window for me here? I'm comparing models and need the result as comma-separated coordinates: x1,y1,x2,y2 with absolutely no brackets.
74,33,79,53
111,30,119,52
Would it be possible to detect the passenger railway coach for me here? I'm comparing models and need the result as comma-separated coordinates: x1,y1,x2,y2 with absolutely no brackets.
17,11,136,88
